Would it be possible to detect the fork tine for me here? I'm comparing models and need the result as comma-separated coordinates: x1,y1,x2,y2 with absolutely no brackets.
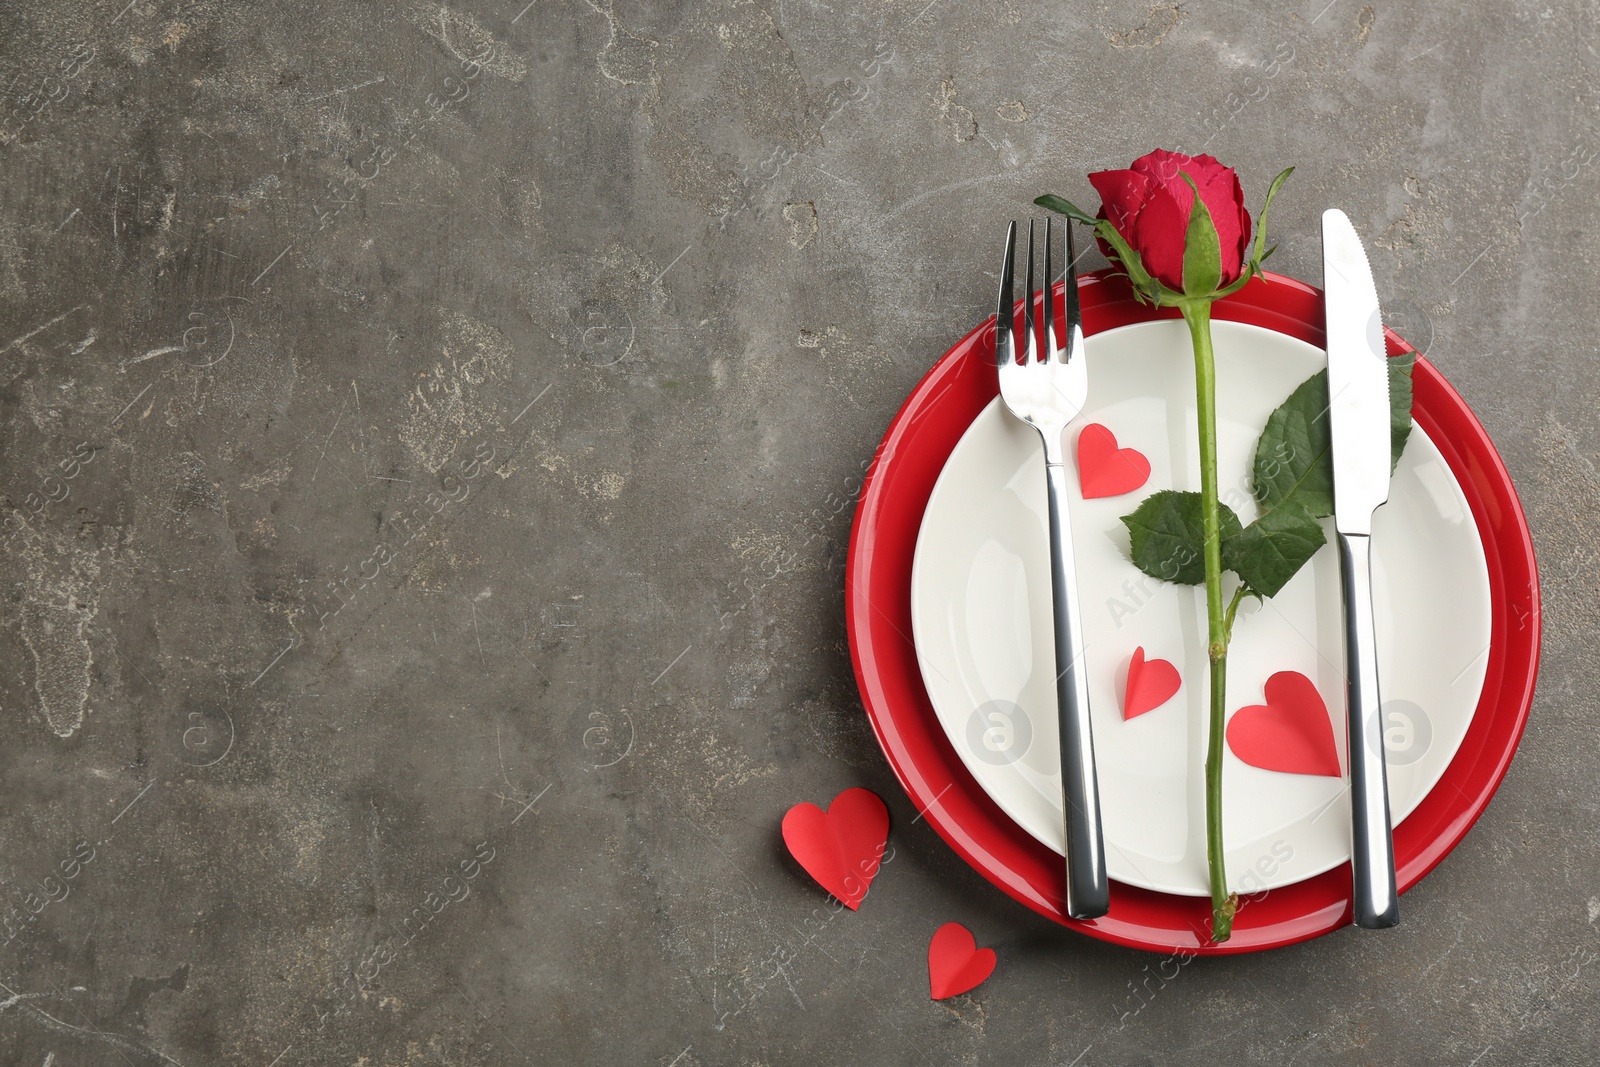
1042,216,1057,360
996,220,1016,367
1023,219,1038,364
1062,221,1083,359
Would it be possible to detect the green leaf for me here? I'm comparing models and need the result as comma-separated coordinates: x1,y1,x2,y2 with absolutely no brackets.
1252,370,1335,517
1389,350,1415,471
1121,490,1243,586
1179,174,1223,298
1252,353,1419,518
1251,166,1295,267
1222,499,1327,598
1033,194,1099,225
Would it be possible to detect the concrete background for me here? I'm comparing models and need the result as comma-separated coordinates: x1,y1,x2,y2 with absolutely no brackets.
0,0,1595,1063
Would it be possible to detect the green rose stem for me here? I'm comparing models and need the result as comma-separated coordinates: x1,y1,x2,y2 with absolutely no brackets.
1180,298,1238,942
1038,160,1294,945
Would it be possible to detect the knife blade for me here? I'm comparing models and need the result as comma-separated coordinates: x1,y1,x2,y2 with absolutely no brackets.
1325,210,1392,534
1322,207,1400,929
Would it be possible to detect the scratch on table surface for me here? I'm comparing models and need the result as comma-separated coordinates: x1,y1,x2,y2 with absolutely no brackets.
309,395,349,483
304,75,387,100
2,306,88,355
871,172,1012,229
126,343,185,367
0,990,52,1015
1414,920,1467,982
0,982,188,1066
350,380,370,479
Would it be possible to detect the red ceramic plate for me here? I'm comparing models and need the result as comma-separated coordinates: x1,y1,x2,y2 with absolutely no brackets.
845,270,1540,954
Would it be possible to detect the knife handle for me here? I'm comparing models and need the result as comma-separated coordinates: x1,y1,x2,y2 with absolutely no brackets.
1044,457,1109,920
1337,531,1400,929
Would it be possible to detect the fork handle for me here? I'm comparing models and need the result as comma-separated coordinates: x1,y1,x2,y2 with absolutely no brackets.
1044,455,1109,920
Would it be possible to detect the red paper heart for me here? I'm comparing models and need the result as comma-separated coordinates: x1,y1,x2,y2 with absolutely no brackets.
1076,423,1151,499
928,922,997,1000
781,787,890,910
1123,646,1181,719
1226,671,1342,777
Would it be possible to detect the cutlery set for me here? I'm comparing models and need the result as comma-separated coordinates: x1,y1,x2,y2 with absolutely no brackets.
993,209,1399,927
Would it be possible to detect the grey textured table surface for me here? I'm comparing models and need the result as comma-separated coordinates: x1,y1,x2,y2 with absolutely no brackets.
1,1,1594,1064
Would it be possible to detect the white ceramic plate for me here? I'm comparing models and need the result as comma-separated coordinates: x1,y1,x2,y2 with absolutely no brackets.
910,319,1492,897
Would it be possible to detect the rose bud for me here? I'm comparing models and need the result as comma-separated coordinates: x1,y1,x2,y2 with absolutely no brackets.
1088,149,1252,293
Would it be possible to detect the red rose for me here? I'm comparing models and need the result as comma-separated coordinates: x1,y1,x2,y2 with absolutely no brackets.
1088,150,1251,293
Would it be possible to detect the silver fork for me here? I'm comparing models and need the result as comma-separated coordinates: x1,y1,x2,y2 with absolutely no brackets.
995,218,1108,920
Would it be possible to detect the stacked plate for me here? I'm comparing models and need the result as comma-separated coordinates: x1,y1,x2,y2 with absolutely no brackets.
845,271,1539,954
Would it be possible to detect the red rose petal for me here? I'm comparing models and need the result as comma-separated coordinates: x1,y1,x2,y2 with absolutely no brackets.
1087,168,1154,244
1129,176,1192,292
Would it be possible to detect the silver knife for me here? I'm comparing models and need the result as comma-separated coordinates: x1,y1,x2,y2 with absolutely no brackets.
1323,208,1400,929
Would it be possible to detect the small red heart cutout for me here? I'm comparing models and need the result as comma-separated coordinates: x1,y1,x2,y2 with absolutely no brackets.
928,922,997,1000
781,787,890,910
1226,671,1342,777
1076,423,1151,499
1124,646,1181,719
